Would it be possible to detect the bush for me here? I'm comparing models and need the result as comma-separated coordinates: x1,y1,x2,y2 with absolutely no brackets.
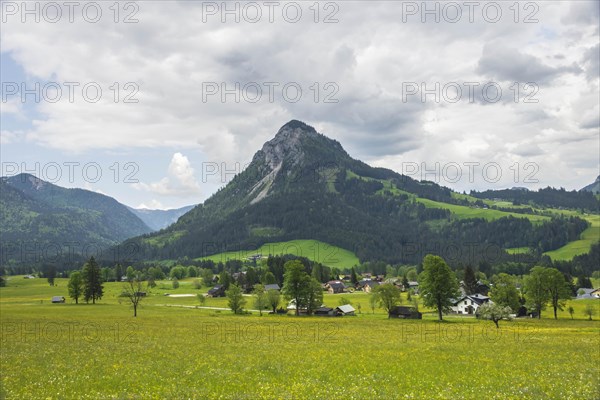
172,278,180,289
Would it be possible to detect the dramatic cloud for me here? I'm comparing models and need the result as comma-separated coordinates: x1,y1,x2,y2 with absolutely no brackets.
1,0,598,204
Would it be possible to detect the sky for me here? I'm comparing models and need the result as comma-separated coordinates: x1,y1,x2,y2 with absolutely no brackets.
1,0,599,209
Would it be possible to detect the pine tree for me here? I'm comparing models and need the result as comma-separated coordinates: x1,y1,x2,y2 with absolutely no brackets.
463,265,478,295
82,257,104,304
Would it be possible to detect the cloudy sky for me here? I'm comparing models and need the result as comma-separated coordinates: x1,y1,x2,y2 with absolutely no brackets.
1,1,599,209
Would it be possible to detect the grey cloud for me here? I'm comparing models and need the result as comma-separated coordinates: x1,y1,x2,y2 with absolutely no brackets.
583,44,599,81
477,44,583,84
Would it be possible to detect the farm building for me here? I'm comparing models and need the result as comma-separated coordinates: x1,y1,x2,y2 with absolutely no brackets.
207,285,225,297
336,304,356,316
388,306,422,319
314,307,335,316
325,281,345,294
451,294,491,315
264,284,280,291
357,280,379,293
51,296,65,303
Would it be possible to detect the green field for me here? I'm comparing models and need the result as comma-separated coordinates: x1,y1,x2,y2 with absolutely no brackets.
197,239,360,268
544,214,600,260
1,277,599,399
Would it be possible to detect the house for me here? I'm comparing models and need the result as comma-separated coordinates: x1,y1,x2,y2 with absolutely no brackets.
51,296,65,303
357,279,379,293
314,306,335,316
451,294,491,315
24,275,36,279
591,289,600,299
286,299,307,314
207,284,225,297
264,284,280,292
403,281,419,293
389,306,422,319
336,304,356,316
325,280,345,294
576,288,596,299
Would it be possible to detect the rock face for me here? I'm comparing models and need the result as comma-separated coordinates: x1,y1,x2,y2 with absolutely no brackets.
248,121,315,203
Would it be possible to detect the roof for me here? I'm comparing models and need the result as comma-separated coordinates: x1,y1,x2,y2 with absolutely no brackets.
327,281,345,290
315,307,334,313
336,304,355,313
452,294,490,305
358,279,380,287
51,296,64,301
390,306,419,315
264,284,280,291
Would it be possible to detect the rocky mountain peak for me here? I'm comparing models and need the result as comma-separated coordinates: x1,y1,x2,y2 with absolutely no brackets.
257,120,317,170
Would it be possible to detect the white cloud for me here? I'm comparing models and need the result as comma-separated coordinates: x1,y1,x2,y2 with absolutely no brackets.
134,152,200,196
1,1,598,193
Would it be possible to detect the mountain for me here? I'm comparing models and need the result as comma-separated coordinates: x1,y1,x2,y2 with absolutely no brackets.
1,174,152,265
128,205,195,231
115,120,589,266
580,175,600,195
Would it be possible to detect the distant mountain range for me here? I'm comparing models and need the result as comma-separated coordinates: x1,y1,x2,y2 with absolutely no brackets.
0,174,194,265
2,122,596,269
128,205,195,231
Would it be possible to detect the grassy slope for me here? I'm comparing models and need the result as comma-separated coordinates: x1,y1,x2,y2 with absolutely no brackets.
544,213,600,260
197,239,360,268
1,277,599,399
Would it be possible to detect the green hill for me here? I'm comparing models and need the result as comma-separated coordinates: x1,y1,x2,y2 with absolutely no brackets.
1,174,152,266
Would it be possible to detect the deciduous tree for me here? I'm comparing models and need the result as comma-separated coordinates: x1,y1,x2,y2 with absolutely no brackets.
122,276,147,317
252,284,268,316
546,267,571,319
478,302,512,328
373,283,401,318
523,266,549,319
226,284,246,314
419,255,460,321
67,271,84,304
489,273,520,311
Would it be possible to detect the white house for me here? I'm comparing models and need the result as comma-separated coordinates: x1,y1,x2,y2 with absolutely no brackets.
451,294,492,315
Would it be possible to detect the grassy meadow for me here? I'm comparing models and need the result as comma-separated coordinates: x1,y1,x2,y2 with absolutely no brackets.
1,277,599,399
196,239,360,269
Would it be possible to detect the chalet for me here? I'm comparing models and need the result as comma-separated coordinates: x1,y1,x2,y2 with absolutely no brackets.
51,296,65,303
325,281,345,294
389,306,422,319
264,284,280,292
314,307,335,316
576,288,596,299
336,304,356,316
357,280,380,293
451,294,491,315
207,284,225,297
